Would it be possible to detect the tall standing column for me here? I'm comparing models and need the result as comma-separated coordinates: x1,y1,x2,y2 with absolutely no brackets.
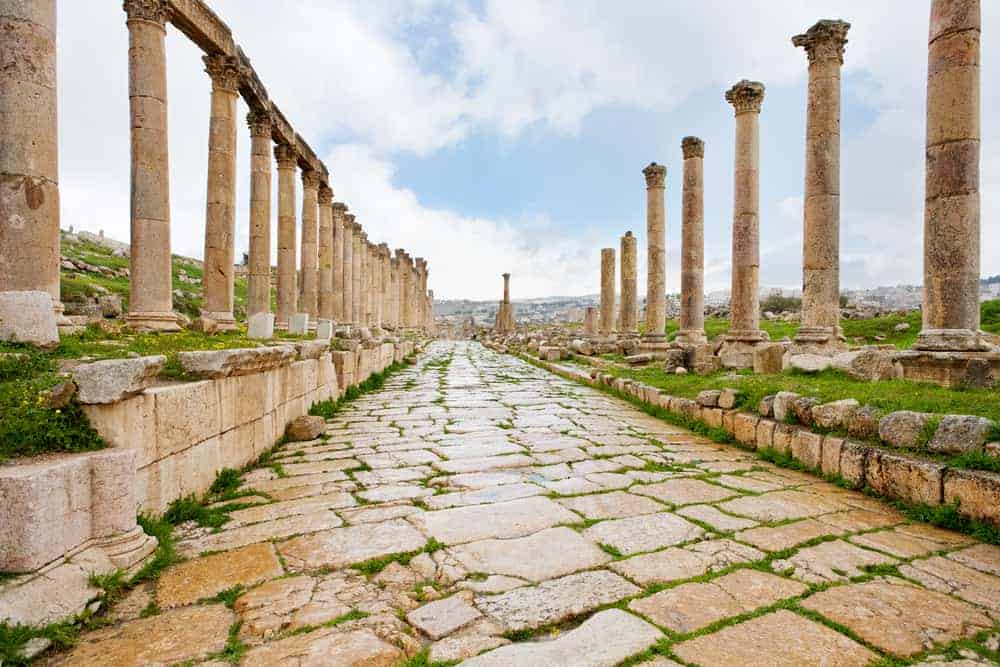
793,20,850,353
317,183,334,321
641,163,667,347
502,273,511,304
299,169,320,320
200,54,241,330
371,241,382,329
380,244,392,329
246,109,272,320
274,144,297,328
599,248,616,339
124,0,179,331
415,259,427,331
583,307,598,339
350,220,362,326
396,249,408,329
361,236,371,326
390,256,400,329
720,80,769,364
677,136,707,345
915,0,984,351
341,215,354,326
0,0,64,320
619,232,638,337
331,202,347,322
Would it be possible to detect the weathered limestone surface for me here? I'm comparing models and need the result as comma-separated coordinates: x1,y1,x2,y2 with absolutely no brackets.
619,231,638,336
599,248,616,338
642,163,667,344
246,109,272,319
677,137,707,345
299,169,320,320
274,143,298,327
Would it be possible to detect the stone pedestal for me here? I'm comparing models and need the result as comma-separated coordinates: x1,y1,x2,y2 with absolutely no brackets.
124,0,179,331
599,248,616,340
299,170,320,320
719,80,769,367
275,144,297,329
792,20,850,355
620,232,638,337
289,313,309,336
677,137,707,345
0,0,65,323
894,350,1000,389
200,54,241,331
247,312,274,340
915,0,986,352
246,110,272,320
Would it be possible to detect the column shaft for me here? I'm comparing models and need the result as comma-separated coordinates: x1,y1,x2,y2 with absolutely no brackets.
678,137,707,344
201,54,241,330
331,203,346,322
342,218,354,325
916,0,983,351
642,164,667,342
317,184,334,321
600,248,616,337
0,0,62,317
246,110,272,318
620,232,638,335
274,145,297,328
124,0,178,330
299,170,319,320
351,225,362,325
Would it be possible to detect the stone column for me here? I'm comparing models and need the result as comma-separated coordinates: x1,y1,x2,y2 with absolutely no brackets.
200,54,242,330
583,306,598,339
502,273,511,304
417,259,428,330
331,202,346,322
619,232,638,337
720,80,769,364
0,0,64,320
274,143,297,328
599,248,616,338
299,169,320,320
677,136,708,345
915,0,984,351
361,236,372,326
390,255,400,329
341,215,354,325
380,244,392,330
396,249,408,328
317,184,334,321
123,0,179,331
428,289,435,334
641,163,667,347
793,20,850,353
351,220,362,325
371,242,382,329
246,109,272,320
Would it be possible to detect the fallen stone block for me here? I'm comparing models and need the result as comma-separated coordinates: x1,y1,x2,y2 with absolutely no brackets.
73,355,165,404
286,415,326,442
811,399,860,430
753,343,786,375
832,348,900,382
789,353,832,374
878,410,933,449
928,415,995,454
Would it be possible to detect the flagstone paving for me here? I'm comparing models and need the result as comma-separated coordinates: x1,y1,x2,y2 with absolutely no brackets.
58,341,1000,666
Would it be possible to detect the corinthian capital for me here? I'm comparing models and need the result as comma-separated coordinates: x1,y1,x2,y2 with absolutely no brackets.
793,19,850,64
203,54,244,93
725,80,766,115
274,143,297,169
123,0,169,25
643,162,666,188
681,136,705,160
247,108,272,138
318,184,334,204
332,202,348,215
301,170,322,190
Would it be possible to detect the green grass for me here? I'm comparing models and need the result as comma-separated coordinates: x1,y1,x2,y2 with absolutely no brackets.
350,538,445,576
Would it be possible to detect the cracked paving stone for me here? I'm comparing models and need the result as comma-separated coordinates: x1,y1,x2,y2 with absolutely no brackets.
718,489,845,522
631,478,738,505
582,512,704,555
408,496,580,545
773,539,897,583
278,518,428,571
947,543,1000,576
556,490,665,519
406,592,482,640
609,539,764,585
734,517,845,552
240,627,404,666
156,542,283,608
900,556,1000,613
224,492,357,528
424,481,544,509
676,504,758,531
177,510,344,557
433,453,536,474
801,578,993,656
357,483,435,503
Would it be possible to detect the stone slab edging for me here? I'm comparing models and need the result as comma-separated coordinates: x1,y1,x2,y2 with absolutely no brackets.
527,356,1000,527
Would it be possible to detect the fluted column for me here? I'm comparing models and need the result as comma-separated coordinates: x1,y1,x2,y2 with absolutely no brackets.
124,0,178,331
299,169,320,320
317,183,334,321
341,214,354,325
599,248,616,338
350,219,362,325
641,163,666,344
331,202,347,322
677,136,707,345
793,20,850,352
246,109,272,319
0,0,64,320
620,232,638,336
721,80,769,360
274,143,297,328
200,54,241,330
915,0,984,351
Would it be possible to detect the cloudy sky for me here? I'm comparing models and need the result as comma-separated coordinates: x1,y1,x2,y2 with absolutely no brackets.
57,1,998,300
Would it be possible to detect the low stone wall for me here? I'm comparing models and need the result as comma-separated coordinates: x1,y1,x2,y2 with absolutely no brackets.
532,357,1000,527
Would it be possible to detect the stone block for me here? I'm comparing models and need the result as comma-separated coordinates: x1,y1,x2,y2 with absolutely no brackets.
148,381,221,458
287,416,325,442
315,319,333,341
773,391,800,423
820,436,845,478
73,356,166,404
178,346,295,380
753,343,785,374
702,408,723,428
838,441,870,488
772,424,798,455
756,419,776,449
0,290,58,349
176,437,221,499
791,430,823,470
247,312,275,340
718,388,742,409
82,393,157,466
894,350,1000,389
721,410,738,435
788,353,832,374
758,395,775,417
288,313,310,335
696,390,721,407
811,399,859,431
928,415,995,454
832,349,900,381
865,451,944,506
791,397,820,426
878,411,933,449
847,405,881,440
734,413,759,448
295,341,330,361
943,469,1000,525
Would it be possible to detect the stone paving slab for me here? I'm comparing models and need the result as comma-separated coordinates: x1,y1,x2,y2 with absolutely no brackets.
556,490,665,519
408,496,580,545
156,543,283,608
582,512,704,555
278,519,428,570
609,539,764,585
446,526,611,581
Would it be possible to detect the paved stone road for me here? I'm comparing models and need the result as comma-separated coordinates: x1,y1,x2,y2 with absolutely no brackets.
59,341,1000,666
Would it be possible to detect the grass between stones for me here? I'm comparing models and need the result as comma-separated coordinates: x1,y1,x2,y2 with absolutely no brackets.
350,538,445,576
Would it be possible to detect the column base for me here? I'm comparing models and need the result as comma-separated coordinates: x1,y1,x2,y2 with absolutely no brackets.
790,326,847,356
893,349,1000,388
913,328,991,352
638,337,674,359
125,311,182,332
96,526,159,573
674,329,708,345
718,331,770,369
200,311,238,332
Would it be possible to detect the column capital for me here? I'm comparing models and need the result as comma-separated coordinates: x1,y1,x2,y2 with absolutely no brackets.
247,108,272,138
203,53,243,94
123,0,169,25
793,19,850,64
301,169,321,190
318,184,333,204
345,214,356,228
502,272,510,279
274,143,297,169
726,80,765,114
643,162,666,188
332,201,348,214
681,136,705,159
